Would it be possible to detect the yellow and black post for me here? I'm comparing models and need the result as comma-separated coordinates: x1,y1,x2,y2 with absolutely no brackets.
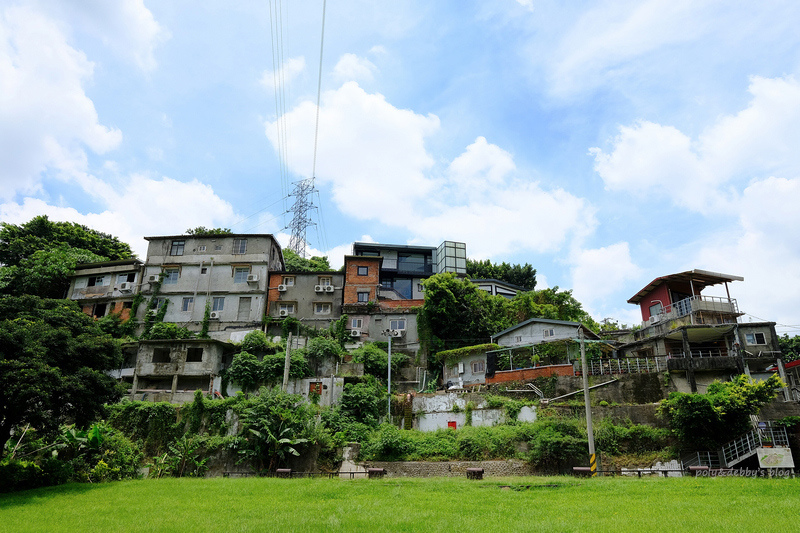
589,453,597,477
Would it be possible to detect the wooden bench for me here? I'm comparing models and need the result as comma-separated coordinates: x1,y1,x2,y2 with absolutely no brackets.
367,468,386,479
466,468,484,480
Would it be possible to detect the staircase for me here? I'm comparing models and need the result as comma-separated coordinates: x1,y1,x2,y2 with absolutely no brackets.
682,422,790,469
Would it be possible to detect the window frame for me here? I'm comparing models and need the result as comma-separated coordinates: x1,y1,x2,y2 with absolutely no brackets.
390,319,406,331
232,238,247,255
163,268,180,285
282,276,295,286
471,361,485,373
279,302,296,314
357,266,368,276
170,240,185,256
357,292,369,303
181,297,194,312
319,276,332,286
351,318,363,329
186,347,203,363
745,332,767,345
212,297,225,312
543,328,555,338
233,266,250,283
314,302,332,315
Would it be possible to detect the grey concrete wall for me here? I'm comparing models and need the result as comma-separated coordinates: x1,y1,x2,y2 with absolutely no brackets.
496,322,580,347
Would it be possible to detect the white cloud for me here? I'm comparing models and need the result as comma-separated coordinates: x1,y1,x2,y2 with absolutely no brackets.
0,6,122,200
547,0,705,97
570,242,642,308
260,56,306,90
1,175,237,258
591,77,800,213
267,85,596,258
515,0,534,12
693,176,800,333
44,0,168,71
333,53,377,83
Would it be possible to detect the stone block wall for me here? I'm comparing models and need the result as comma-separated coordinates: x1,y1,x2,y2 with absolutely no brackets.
362,460,534,477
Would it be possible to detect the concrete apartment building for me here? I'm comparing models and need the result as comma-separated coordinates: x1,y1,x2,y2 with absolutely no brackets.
68,259,144,319
139,233,284,342
265,270,345,334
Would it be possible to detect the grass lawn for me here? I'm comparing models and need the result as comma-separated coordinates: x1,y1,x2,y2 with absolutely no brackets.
1,475,797,532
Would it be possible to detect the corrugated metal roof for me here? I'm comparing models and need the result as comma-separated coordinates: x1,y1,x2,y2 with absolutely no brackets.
627,269,744,304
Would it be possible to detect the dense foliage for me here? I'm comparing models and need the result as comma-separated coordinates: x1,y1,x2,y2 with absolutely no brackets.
779,334,800,363
283,249,333,272
658,374,783,449
420,273,598,358
184,227,232,235
350,342,409,379
466,258,537,291
0,296,124,455
0,216,133,298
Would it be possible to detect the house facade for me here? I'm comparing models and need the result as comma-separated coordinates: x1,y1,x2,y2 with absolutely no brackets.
68,259,144,319
618,269,781,392
265,270,345,333
139,234,284,341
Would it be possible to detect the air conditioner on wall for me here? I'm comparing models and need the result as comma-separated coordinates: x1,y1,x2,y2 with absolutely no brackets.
391,330,403,337
314,285,324,292
277,284,287,292
209,311,221,319
247,274,258,282
119,282,132,292
325,285,334,293
350,329,361,337
649,316,658,325
279,309,289,317
148,275,159,283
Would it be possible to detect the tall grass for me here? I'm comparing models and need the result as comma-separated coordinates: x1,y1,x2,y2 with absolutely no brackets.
1,475,798,532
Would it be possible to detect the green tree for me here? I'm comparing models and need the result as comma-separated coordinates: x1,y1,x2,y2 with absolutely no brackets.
0,216,133,299
350,343,409,379
419,273,514,352
658,374,783,449
282,249,332,272
240,330,281,354
0,296,124,456
227,352,262,393
184,227,232,235
778,334,800,363
467,258,537,291
511,287,599,330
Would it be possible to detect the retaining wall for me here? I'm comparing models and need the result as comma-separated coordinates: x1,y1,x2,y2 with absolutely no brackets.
363,460,534,477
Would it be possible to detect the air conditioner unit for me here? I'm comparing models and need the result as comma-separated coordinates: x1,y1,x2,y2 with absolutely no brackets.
148,275,159,283
314,285,324,292
391,330,403,337
649,316,658,325
350,329,361,337
277,284,287,292
209,311,221,319
279,309,289,317
325,285,334,293
247,274,258,283
119,282,132,292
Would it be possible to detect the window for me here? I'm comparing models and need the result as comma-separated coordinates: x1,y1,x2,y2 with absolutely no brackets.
200,267,208,274
472,361,485,373
357,292,369,303
649,302,663,318
170,240,185,256
745,332,766,345
214,245,222,251
197,245,206,252
234,267,250,283
181,297,194,312
390,319,406,331
232,238,247,254
543,328,555,338
319,276,332,286
357,266,368,276
186,348,203,362
154,298,166,310
279,302,295,314
163,268,179,284
282,276,295,286
117,273,135,284
315,302,332,315
212,297,225,311
515,335,523,343
351,318,363,329
153,348,171,363
87,276,105,287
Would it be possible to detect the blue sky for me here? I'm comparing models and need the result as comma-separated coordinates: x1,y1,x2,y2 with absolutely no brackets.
2,1,800,333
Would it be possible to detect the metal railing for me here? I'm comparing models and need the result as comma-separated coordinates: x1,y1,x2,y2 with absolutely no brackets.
722,424,790,466
681,452,722,469
667,349,730,359
573,357,668,376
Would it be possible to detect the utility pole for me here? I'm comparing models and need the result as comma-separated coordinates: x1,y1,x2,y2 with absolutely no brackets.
282,332,293,392
580,327,597,476
386,330,393,418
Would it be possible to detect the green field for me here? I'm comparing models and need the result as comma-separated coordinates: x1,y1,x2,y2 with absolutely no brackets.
1,475,796,532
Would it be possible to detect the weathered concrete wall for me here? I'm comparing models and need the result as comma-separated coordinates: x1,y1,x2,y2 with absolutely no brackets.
547,403,666,427
362,460,534,477
487,364,574,385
